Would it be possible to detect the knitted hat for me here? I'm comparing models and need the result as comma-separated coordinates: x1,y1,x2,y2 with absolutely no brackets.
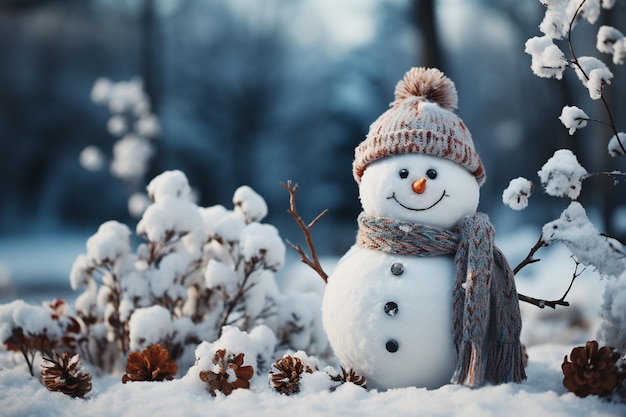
353,67,486,186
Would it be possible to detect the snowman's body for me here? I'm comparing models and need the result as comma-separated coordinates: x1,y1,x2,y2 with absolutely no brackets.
323,248,456,389
322,152,481,390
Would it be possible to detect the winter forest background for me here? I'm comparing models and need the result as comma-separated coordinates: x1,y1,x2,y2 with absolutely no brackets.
1,0,626,320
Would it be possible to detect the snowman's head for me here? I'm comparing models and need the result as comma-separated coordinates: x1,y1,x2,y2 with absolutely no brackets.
353,68,486,204
359,153,479,229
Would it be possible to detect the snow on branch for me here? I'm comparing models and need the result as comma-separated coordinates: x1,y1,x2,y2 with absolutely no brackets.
502,177,533,211
608,133,626,157
147,169,194,202
559,106,589,135
528,0,626,156
542,202,626,278
573,56,613,100
525,36,567,79
239,223,285,272
537,0,612,39
537,149,587,199
233,186,268,224
596,25,626,64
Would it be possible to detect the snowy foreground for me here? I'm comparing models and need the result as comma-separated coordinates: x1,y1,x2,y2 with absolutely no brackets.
1,343,624,417
1,230,626,417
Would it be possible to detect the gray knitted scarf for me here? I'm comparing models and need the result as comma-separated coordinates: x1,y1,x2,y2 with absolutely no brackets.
357,212,526,386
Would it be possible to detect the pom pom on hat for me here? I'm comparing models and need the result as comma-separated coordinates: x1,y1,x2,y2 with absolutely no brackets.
353,67,486,186
392,67,458,111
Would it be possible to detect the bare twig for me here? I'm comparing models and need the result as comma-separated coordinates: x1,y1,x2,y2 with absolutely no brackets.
519,257,584,309
513,235,571,309
281,181,329,283
518,293,569,309
513,236,547,275
513,235,557,308
582,171,626,181
216,259,258,337
516,237,586,309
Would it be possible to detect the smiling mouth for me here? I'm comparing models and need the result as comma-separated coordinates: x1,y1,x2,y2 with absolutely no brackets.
387,190,448,211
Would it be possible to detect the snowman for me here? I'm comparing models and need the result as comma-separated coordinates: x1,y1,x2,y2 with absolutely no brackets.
322,67,526,390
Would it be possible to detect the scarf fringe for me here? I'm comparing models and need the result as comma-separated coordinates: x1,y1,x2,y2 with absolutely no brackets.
451,342,483,387
452,342,527,387
484,342,527,384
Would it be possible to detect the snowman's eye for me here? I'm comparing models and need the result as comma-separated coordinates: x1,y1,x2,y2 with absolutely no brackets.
426,169,437,180
399,169,409,179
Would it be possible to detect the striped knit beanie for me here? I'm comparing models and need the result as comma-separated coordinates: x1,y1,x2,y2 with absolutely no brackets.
353,67,486,186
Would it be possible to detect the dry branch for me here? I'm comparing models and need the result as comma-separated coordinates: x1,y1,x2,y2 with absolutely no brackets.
514,236,547,275
515,235,584,309
281,181,328,283
519,257,584,309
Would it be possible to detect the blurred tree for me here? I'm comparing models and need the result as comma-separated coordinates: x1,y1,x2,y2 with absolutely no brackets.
410,0,444,70
140,0,161,114
0,0,143,231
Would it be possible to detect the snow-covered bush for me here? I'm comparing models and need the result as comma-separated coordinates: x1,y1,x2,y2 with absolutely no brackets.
0,300,63,375
2,169,327,379
508,0,626,353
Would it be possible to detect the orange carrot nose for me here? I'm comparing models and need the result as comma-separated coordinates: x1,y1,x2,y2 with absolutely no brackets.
412,178,427,194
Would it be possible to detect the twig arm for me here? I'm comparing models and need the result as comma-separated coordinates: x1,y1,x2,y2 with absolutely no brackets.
281,181,329,283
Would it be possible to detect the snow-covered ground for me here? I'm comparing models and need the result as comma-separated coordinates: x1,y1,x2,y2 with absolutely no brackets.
0,228,625,416
0,343,624,417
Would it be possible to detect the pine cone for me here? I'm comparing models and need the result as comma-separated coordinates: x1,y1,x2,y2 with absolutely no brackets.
562,340,625,398
329,366,367,391
122,344,178,383
199,349,254,396
41,352,92,398
269,355,313,395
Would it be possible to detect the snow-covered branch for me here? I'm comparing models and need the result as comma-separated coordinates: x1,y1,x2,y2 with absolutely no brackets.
511,2,626,354
526,0,626,154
